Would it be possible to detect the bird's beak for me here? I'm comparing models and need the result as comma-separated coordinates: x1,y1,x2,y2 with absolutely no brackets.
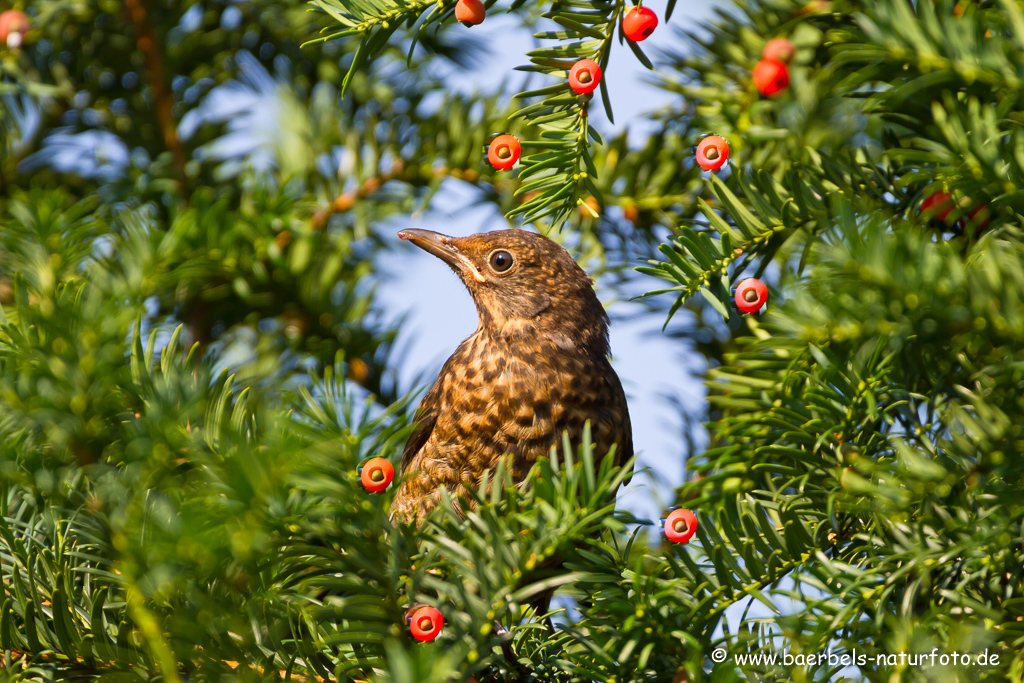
398,229,484,282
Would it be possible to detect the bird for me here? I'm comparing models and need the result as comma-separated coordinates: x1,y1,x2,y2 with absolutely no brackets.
391,227,632,524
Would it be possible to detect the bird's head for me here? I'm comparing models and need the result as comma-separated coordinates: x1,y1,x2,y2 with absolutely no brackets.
398,228,609,354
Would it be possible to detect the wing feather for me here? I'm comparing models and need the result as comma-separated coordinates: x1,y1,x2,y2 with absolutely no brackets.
399,339,473,474
605,367,634,485
400,377,443,475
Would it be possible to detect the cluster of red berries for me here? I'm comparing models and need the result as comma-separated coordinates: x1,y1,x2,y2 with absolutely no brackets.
754,37,793,97
920,191,991,234
484,4,660,170
663,508,697,544
0,10,29,49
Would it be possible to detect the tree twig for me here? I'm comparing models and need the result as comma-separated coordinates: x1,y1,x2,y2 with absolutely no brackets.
124,0,187,184
310,162,500,229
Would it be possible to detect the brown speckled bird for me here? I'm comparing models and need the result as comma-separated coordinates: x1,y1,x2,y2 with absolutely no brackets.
391,228,632,524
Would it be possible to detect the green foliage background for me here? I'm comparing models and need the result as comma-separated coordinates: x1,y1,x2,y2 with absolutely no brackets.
1,0,1023,681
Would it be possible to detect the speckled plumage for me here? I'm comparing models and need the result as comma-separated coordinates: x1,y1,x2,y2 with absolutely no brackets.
391,228,632,524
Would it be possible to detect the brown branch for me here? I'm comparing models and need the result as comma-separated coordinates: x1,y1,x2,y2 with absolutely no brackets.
124,0,187,184
310,162,498,229
311,161,408,229
310,160,699,231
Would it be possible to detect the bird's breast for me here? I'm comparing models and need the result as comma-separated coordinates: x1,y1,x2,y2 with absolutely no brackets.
433,336,613,482
391,329,630,523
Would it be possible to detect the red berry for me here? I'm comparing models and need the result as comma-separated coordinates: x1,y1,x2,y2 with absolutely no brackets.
753,59,790,97
487,135,521,170
695,135,729,172
664,508,698,544
734,278,768,314
0,10,29,48
568,59,602,95
921,191,954,222
622,6,658,42
454,0,485,26
762,38,795,63
409,606,444,642
360,457,394,493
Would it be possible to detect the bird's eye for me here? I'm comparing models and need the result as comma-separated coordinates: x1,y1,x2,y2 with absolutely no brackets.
488,250,515,273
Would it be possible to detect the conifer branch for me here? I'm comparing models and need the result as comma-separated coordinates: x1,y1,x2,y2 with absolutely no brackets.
310,163,502,228
506,0,627,229
306,0,478,95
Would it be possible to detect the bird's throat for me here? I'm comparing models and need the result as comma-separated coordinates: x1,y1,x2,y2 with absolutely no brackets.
479,314,608,359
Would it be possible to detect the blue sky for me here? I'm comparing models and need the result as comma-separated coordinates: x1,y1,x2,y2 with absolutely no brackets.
375,0,731,525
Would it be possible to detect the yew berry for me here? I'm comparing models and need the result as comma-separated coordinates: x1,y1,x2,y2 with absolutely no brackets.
762,37,795,63
753,59,790,97
569,59,602,95
454,0,485,27
360,457,394,493
695,135,729,172
0,10,29,48
921,191,954,222
487,135,521,170
408,606,444,642
734,278,768,314
622,6,657,42
623,203,640,224
664,508,698,544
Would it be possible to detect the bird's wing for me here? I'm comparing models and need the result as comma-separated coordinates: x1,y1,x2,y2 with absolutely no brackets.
606,366,634,485
399,342,468,474
400,374,444,475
